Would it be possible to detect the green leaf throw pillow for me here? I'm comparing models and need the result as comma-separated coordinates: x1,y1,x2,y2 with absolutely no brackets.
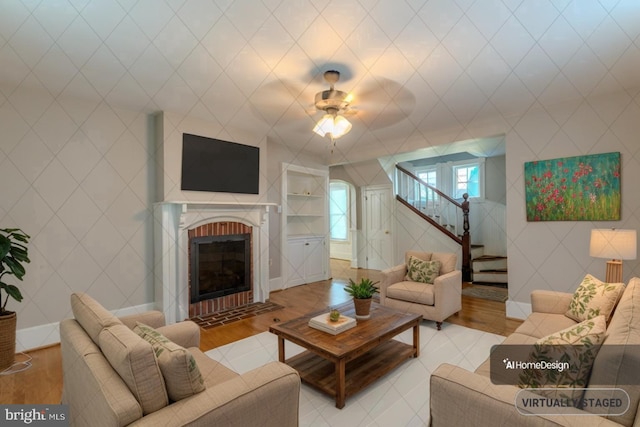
565,274,624,323
406,256,441,284
518,315,606,402
133,322,205,402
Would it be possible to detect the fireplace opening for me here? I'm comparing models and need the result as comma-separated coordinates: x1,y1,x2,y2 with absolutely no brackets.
190,234,251,303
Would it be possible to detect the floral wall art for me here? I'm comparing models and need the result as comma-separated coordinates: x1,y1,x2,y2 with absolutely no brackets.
524,152,621,221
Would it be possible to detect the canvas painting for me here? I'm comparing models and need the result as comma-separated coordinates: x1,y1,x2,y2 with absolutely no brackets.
524,152,621,221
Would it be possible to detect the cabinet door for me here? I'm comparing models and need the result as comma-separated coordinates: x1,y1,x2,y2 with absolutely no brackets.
304,238,325,283
286,239,306,286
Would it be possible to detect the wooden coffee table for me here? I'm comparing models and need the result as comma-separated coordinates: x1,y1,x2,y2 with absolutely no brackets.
269,302,422,408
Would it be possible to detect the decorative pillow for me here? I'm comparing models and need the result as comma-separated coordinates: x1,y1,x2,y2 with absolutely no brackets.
565,274,624,323
133,322,205,402
406,256,441,284
518,315,606,401
99,324,168,414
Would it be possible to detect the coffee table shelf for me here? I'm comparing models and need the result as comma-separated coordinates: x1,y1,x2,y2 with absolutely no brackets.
284,339,416,400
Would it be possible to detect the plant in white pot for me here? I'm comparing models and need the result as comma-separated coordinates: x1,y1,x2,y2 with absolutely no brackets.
0,228,30,370
344,278,378,320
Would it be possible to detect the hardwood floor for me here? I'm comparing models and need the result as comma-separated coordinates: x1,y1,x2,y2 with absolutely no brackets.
0,259,521,405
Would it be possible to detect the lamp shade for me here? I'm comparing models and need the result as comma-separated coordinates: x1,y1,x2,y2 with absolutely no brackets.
312,114,352,139
590,229,637,260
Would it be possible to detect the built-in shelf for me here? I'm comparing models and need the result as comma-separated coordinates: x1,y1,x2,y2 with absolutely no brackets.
282,163,329,288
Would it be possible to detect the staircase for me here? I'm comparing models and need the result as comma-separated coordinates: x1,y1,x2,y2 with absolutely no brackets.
470,245,508,286
395,165,507,285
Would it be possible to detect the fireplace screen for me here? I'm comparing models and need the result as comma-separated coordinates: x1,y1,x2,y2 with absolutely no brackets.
190,234,251,303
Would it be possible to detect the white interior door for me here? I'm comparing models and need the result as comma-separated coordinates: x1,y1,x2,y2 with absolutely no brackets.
363,186,393,270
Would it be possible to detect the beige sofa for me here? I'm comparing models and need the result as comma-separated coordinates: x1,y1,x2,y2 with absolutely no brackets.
379,251,461,330
60,293,300,427
430,277,640,426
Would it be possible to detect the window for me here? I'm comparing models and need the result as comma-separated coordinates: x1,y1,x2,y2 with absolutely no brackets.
417,168,437,201
329,181,349,241
453,164,481,198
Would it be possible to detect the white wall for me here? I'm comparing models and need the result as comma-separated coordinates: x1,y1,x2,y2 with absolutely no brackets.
0,89,155,350
505,92,640,318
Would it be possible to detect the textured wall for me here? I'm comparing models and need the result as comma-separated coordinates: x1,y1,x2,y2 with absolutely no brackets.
0,90,155,349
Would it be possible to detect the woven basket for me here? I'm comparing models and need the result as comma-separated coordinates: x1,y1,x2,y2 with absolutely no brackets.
0,311,16,370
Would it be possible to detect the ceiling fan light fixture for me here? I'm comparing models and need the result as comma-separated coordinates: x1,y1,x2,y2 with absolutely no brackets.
312,111,351,139
312,70,353,143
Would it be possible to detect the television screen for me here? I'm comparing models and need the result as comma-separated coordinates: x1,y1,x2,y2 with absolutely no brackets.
180,133,260,194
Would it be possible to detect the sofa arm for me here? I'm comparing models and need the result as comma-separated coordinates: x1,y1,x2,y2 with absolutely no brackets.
157,321,201,349
530,290,574,314
430,364,617,427
379,264,406,302
130,362,300,427
119,310,166,329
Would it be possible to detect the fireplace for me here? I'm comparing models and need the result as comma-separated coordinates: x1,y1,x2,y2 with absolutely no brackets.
187,221,255,317
154,202,272,324
190,234,251,303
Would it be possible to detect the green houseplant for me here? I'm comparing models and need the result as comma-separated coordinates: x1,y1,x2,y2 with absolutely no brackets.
344,278,379,319
0,228,30,370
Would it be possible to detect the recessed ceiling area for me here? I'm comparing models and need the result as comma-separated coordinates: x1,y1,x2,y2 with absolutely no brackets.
1,1,639,165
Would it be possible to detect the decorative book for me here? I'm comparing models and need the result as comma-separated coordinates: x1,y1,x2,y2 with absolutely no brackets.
308,313,356,335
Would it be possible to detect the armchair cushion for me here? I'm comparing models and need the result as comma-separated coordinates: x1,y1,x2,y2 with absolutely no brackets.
387,281,435,305
133,322,205,402
406,256,441,284
98,324,169,415
565,274,624,323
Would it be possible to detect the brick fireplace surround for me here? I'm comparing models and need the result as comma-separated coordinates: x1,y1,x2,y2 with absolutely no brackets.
188,221,253,317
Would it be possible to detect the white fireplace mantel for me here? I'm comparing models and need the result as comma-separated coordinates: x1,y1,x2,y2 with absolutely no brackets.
153,201,278,324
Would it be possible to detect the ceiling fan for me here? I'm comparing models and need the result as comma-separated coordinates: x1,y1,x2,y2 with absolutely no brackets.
312,70,355,142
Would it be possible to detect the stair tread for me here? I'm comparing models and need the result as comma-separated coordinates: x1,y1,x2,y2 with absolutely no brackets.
476,269,507,273
473,255,507,261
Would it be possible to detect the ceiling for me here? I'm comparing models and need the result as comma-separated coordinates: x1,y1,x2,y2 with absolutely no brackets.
1,0,639,165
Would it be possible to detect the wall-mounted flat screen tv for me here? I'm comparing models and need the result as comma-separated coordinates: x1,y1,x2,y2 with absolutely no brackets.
180,133,259,194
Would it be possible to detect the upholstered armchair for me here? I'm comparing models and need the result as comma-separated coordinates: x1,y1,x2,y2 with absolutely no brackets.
379,251,462,330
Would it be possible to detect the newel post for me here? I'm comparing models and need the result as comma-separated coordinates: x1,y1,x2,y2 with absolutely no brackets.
461,193,471,282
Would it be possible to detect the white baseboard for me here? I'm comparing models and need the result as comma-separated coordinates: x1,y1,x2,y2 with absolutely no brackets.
506,300,531,320
269,277,284,293
15,303,156,352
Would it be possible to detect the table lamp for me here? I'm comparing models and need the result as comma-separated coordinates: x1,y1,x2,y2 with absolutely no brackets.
589,229,637,283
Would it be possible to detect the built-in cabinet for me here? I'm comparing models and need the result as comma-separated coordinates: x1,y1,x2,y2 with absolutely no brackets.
282,163,329,287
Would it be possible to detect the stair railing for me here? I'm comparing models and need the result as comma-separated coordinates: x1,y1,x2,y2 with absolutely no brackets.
395,164,471,281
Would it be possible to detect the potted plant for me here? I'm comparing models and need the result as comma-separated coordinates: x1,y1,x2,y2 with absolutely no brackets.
344,278,379,319
0,228,30,370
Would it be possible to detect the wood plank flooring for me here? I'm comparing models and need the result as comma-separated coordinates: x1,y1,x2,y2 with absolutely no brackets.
0,259,521,405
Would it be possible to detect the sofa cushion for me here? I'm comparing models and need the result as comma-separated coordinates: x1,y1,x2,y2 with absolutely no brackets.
99,324,168,415
406,256,441,284
583,277,640,427
513,312,577,340
565,274,624,323
518,315,606,400
387,281,435,305
71,292,122,345
133,322,205,402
